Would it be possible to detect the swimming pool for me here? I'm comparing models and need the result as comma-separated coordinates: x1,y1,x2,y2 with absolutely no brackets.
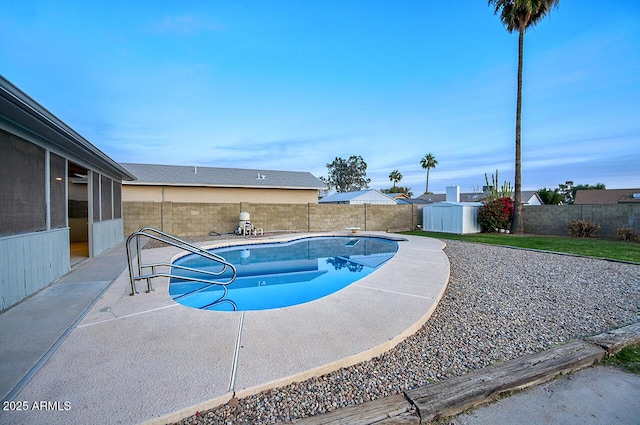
169,236,399,311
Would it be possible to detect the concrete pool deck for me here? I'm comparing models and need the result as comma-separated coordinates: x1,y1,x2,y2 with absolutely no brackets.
0,232,450,425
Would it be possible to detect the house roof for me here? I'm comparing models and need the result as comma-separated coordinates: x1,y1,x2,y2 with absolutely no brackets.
120,162,326,190
0,75,135,181
574,188,640,204
319,189,396,203
417,192,485,203
417,190,543,204
396,198,431,205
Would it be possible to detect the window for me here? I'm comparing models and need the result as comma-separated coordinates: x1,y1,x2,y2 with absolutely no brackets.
113,181,122,219
92,172,101,222
101,175,112,220
50,153,66,229
0,130,46,236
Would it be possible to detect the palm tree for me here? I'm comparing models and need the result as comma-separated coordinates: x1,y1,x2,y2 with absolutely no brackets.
389,170,403,188
420,153,438,194
489,0,559,234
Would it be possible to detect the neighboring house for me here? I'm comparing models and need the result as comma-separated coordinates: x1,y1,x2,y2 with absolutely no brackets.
390,193,410,201
521,191,544,205
319,189,397,205
574,189,640,205
396,197,431,205
416,190,543,205
121,163,326,204
0,75,135,311
417,192,483,203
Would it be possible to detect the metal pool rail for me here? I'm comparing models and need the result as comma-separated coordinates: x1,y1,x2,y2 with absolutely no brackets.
125,227,237,296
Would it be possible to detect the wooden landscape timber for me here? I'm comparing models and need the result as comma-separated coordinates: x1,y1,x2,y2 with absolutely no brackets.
586,322,640,355
293,322,640,425
404,340,605,423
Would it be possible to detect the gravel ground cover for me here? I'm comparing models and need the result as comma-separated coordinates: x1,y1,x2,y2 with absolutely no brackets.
172,240,639,425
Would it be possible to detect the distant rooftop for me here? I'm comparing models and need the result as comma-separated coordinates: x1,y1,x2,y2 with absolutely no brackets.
121,163,326,190
417,190,542,204
319,189,397,204
574,188,640,205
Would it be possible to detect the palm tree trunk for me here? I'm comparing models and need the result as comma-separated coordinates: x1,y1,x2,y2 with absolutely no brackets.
512,30,525,234
426,169,430,194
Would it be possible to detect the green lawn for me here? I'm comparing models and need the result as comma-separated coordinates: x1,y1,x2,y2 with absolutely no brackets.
399,231,640,263
604,343,640,374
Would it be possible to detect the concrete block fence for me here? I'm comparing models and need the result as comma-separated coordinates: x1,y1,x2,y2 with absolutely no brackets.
123,201,639,239
123,202,421,237
522,203,639,238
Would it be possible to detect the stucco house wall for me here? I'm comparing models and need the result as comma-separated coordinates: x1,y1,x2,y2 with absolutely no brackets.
122,185,319,204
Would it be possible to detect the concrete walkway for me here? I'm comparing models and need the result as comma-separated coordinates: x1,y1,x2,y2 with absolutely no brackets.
0,242,128,404
452,365,640,425
0,233,449,425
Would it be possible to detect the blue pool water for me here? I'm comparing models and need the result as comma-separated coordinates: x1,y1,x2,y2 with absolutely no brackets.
169,236,399,311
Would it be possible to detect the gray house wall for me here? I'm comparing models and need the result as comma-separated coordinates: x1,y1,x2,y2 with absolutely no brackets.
1,77,133,311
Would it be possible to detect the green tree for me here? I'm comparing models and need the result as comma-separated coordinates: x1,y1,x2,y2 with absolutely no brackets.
420,153,438,194
389,170,403,188
489,0,560,233
537,187,563,205
557,181,606,204
557,180,575,204
321,155,371,193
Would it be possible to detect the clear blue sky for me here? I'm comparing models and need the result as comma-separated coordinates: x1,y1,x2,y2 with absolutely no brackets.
2,1,638,195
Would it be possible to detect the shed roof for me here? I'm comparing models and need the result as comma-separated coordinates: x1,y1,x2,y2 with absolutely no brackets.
120,162,326,190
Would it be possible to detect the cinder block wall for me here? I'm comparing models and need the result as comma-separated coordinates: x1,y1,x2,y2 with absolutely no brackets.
522,204,639,238
309,204,365,231
123,202,162,235
124,201,638,238
123,202,419,236
242,203,309,232
366,204,414,231
168,203,239,236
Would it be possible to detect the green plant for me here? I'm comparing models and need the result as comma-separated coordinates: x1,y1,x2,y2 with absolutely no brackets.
478,197,514,233
568,220,601,238
604,343,640,374
616,226,637,242
484,170,513,202
400,231,640,263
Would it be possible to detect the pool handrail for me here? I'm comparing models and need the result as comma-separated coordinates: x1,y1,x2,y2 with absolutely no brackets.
126,227,237,296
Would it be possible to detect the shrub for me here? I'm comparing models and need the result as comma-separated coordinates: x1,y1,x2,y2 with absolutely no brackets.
616,226,637,242
568,220,601,238
478,197,514,233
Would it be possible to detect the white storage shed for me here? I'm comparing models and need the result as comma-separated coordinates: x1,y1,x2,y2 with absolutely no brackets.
422,186,482,234
422,202,482,234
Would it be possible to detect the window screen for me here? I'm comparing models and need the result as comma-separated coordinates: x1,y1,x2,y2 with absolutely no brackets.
50,153,66,229
0,130,46,236
113,181,122,219
101,175,112,220
92,172,101,222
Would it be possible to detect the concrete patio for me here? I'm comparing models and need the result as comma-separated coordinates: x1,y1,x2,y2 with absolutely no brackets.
0,233,449,425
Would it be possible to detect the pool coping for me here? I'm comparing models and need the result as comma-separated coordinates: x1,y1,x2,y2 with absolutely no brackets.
3,232,450,425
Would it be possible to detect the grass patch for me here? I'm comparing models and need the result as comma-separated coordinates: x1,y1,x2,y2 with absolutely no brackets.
399,231,640,263
604,343,640,374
